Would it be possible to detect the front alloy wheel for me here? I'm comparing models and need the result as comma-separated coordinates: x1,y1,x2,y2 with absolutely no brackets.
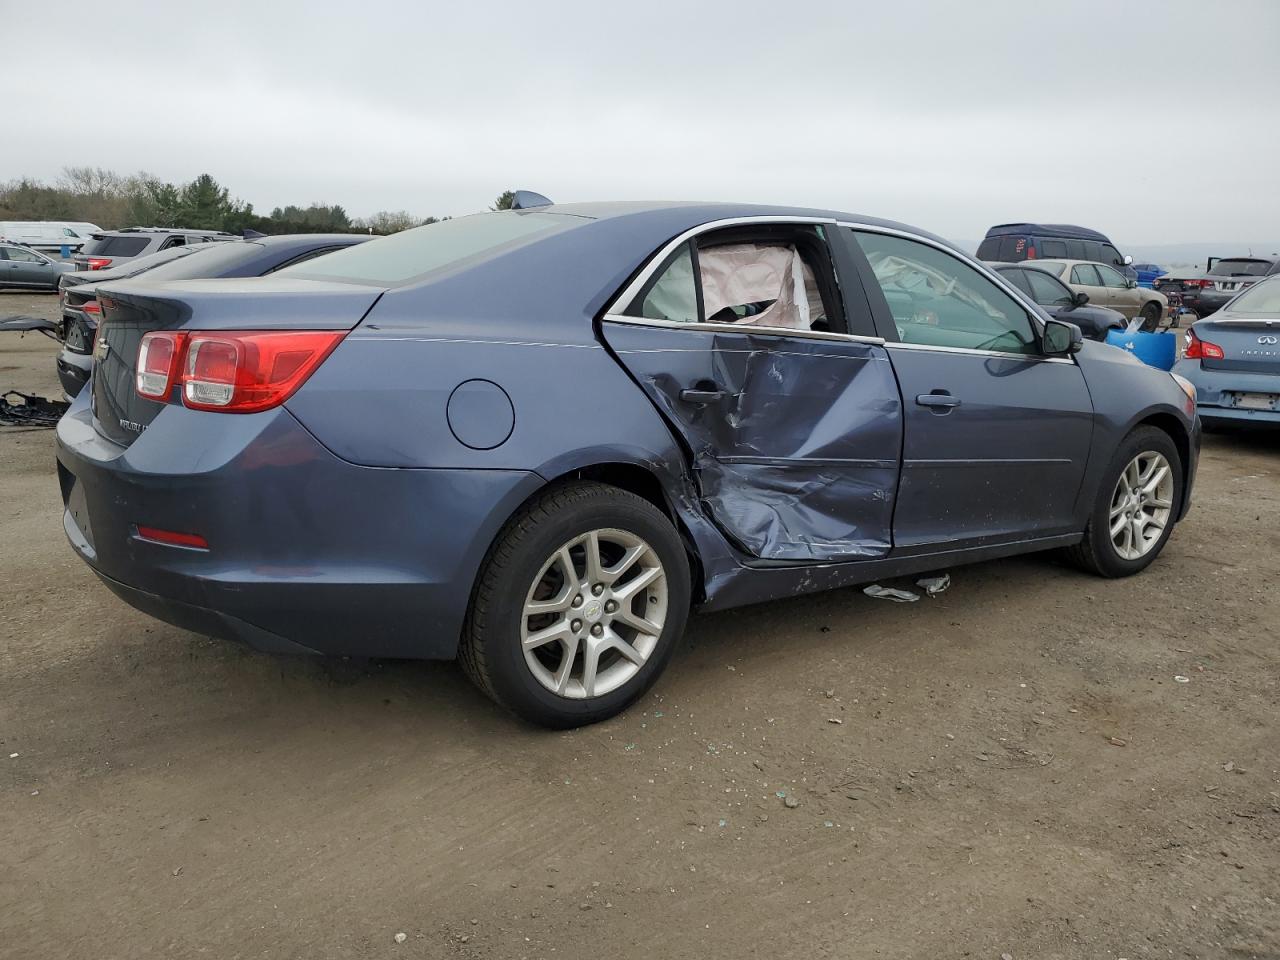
1107,452,1174,560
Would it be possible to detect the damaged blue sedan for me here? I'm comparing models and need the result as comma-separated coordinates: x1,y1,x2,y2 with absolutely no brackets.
56,198,1200,727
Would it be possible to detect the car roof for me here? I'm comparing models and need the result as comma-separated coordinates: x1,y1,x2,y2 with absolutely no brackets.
534,200,962,252
984,222,1112,242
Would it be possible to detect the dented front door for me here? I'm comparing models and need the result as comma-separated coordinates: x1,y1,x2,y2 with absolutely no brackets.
602,321,902,562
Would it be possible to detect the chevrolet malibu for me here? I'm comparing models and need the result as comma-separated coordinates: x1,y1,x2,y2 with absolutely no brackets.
56,200,1200,727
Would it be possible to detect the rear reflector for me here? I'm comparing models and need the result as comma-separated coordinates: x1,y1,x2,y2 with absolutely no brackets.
136,525,209,549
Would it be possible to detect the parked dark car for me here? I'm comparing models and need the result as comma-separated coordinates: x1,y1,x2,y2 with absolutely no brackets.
56,234,368,398
977,223,1131,273
1172,275,1280,429
0,242,76,290
73,227,239,272
56,202,1199,727
1154,256,1280,318
992,263,1126,340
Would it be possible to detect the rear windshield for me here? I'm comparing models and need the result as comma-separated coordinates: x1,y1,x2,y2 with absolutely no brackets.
1210,258,1273,276
279,211,579,285
83,236,150,257
1222,277,1280,314
135,240,259,281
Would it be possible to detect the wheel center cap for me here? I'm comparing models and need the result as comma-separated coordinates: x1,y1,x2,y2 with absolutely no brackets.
583,599,604,623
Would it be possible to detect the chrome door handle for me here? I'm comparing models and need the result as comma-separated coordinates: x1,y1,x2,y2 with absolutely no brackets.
916,392,961,409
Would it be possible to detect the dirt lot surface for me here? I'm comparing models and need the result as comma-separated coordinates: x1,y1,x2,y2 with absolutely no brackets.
2,289,1277,960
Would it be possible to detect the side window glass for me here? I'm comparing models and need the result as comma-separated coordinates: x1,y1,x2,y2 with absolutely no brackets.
161,236,186,250
1065,240,1087,259
697,242,827,331
628,243,699,323
1000,269,1033,296
0,247,11,260
1096,265,1127,288
1026,269,1073,305
1071,265,1100,286
1040,239,1067,258
852,230,1038,355
8,247,40,263
1101,244,1122,266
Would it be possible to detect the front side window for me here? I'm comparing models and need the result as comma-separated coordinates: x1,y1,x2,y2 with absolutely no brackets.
6,247,42,263
1071,264,1102,286
852,230,1038,355
1096,264,1129,288
1101,244,1123,266
1025,268,1074,306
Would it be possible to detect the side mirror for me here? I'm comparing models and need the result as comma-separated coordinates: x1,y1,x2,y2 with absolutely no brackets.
1072,290,1090,307
1123,255,1133,266
1126,279,1138,289
1042,318,1083,356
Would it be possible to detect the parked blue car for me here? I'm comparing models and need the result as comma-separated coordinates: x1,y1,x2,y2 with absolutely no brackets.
1172,275,1280,429
56,201,1200,727
1132,263,1167,289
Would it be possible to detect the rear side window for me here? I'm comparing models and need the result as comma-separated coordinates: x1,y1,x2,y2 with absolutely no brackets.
1224,277,1280,313
1071,264,1103,286
1039,239,1067,258
280,211,578,286
997,268,1033,296
629,244,699,323
1064,240,1088,259
84,236,150,256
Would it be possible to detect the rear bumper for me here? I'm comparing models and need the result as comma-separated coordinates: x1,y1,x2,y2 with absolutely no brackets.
56,346,91,398
55,398,543,659
1172,359,1280,427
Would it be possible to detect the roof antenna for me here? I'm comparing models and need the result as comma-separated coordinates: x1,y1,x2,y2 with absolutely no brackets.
511,190,553,210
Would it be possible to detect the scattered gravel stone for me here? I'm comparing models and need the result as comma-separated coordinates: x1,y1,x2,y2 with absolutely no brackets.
393,932,406,944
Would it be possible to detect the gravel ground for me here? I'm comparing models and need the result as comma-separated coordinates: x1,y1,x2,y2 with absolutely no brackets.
1,289,1277,960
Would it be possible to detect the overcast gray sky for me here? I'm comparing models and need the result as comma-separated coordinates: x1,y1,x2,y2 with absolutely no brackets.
5,0,1278,245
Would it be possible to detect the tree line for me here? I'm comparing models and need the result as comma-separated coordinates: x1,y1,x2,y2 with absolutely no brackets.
0,168,517,236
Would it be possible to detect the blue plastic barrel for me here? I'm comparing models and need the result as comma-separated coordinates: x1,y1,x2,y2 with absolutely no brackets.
1104,329,1178,371
60,243,71,259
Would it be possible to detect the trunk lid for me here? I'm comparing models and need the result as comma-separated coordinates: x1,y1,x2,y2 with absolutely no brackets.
1197,318,1280,375
91,277,383,447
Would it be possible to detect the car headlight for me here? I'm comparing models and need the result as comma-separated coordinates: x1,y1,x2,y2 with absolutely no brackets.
1170,372,1196,403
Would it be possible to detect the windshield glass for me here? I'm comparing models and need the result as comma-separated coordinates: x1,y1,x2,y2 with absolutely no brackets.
1224,277,1280,314
279,211,581,285
136,240,260,281
1210,259,1272,277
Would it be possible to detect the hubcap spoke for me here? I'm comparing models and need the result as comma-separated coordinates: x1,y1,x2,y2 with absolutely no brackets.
523,620,574,651
613,564,664,603
600,543,645,585
612,604,662,637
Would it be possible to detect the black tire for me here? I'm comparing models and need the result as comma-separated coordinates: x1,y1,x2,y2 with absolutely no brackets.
1066,426,1183,577
459,481,691,728
1138,301,1162,331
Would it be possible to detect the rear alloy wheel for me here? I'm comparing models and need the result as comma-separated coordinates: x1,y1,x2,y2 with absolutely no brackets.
1066,426,1182,577
460,482,690,727
1139,301,1162,331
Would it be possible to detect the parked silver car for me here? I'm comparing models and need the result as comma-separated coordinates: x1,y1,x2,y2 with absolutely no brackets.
0,243,76,291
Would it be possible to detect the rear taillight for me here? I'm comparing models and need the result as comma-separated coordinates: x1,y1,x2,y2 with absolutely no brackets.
136,331,188,399
81,300,101,316
134,330,345,412
87,257,111,270
1186,278,1214,289
1026,246,1037,260
1183,329,1223,360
